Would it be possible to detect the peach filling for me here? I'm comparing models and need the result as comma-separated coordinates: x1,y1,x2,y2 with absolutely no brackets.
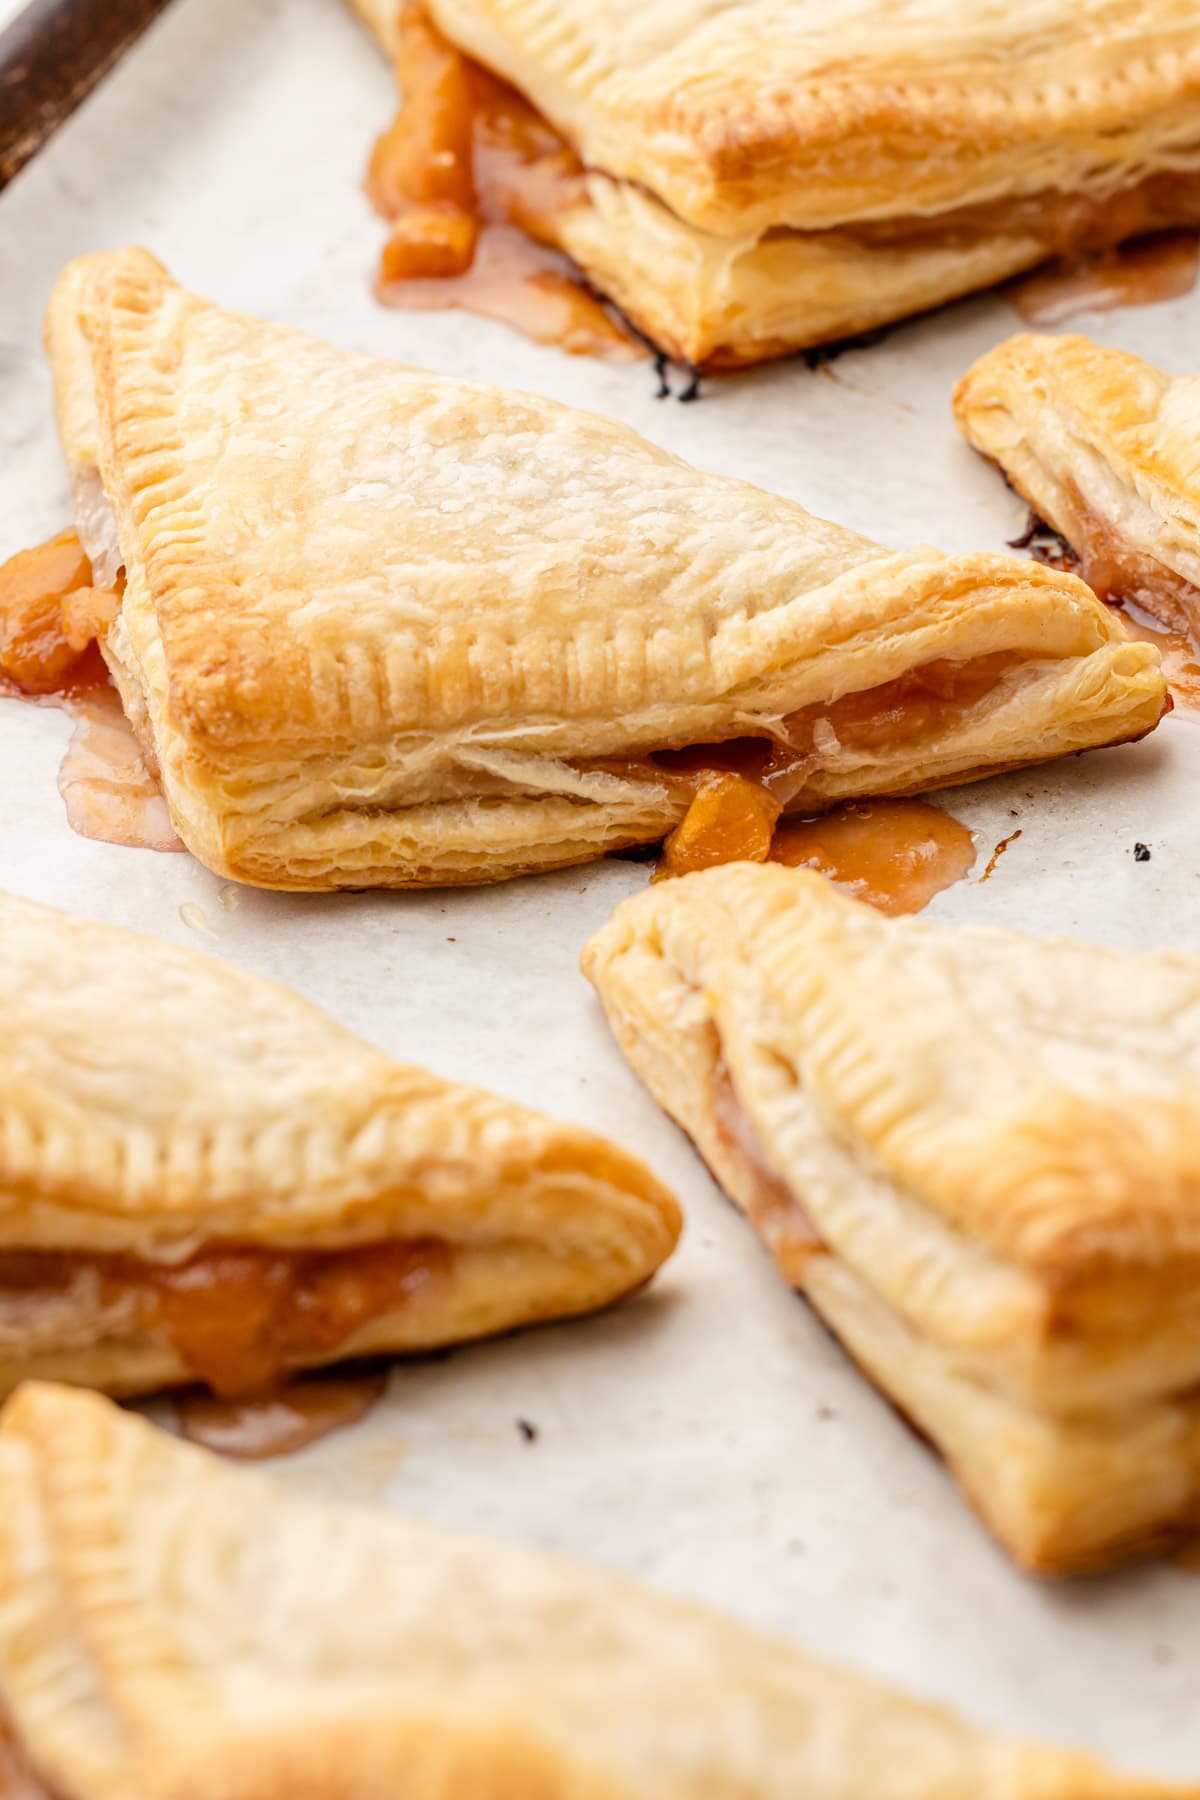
610,653,1023,877
367,7,585,270
0,529,119,696
366,8,636,357
0,1240,451,1398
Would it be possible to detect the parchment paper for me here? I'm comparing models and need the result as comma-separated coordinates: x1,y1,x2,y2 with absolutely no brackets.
0,0,1198,1772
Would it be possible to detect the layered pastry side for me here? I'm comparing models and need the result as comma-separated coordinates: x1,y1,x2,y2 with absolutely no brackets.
584,864,1200,1574
29,248,1168,890
0,1386,1192,1799
347,0,1200,366
955,333,1200,643
0,889,679,1401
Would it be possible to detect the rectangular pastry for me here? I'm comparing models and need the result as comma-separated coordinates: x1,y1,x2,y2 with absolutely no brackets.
583,863,1200,1573
955,333,1200,638
40,247,1167,889
0,888,678,1399
0,1381,1186,1799
348,0,1200,366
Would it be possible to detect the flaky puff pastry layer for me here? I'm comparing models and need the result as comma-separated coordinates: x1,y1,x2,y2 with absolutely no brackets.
45,249,1165,888
353,0,1200,238
0,889,678,1398
583,865,1200,1572
0,1384,1190,1800
955,333,1200,635
348,1,1200,364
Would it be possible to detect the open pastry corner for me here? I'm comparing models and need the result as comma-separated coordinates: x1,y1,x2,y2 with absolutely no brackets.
35,247,1167,891
0,887,679,1400
0,1380,1190,1800
954,332,1200,635
583,863,1200,1573
345,0,1200,367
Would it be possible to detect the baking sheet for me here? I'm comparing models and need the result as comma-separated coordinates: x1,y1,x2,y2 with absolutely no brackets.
2,0,1199,1773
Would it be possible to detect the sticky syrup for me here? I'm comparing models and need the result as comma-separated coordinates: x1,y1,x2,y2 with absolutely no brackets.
174,1368,390,1459
368,7,641,359
57,685,183,852
0,529,181,852
770,798,977,914
1111,602,1200,714
1010,231,1200,327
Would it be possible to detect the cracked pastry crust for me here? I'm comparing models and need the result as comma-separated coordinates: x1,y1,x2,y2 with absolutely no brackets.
583,864,1200,1573
954,333,1200,636
0,888,679,1400
45,248,1166,889
0,1383,1188,1800
347,0,1200,364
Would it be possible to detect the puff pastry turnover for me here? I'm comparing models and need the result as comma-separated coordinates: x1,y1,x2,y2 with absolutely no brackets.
955,333,1200,638
0,888,678,1400
584,863,1200,1573
348,0,1200,366
0,1383,1189,1800
42,248,1166,890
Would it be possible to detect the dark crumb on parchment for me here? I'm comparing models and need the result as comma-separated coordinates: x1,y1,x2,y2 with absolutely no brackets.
516,1418,540,1443
1007,509,1080,573
815,1404,838,1422
649,351,703,403
802,325,892,370
1006,509,1044,549
677,365,703,403
607,841,662,863
1134,842,1152,862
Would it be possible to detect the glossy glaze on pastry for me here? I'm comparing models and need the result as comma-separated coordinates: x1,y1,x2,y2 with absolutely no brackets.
0,888,678,1399
42,248,1167,889
584,864,1200,1572
348,0,1200,364
955,333,1200,639
0,1382,1189,1799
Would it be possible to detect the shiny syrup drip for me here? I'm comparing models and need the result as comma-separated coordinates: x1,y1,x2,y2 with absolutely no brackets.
1112,602,1200,713
658,787,976,916
0,530,181,853
770,799,977,914
368,7,641,360
1010,230,1200,327
174,1368,390,1459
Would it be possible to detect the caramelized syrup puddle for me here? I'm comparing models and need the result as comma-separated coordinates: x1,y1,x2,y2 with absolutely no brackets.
174,1367,390,1459
0,530,182,852
1111,603,1200,714
369,7,641,360
768,798,977,914
1010,231,1200,327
